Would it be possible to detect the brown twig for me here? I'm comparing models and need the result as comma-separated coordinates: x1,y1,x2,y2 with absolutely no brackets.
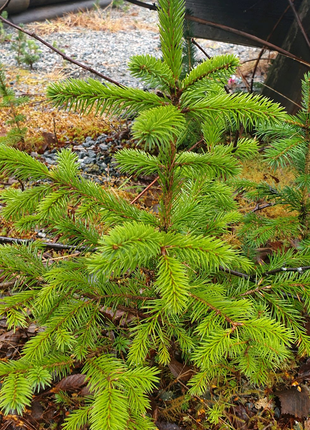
219,266,250,280
0,280,15,288
220,264,310,282
236,67,251,92
191,38,211,59
185,15,310,68
250,48,267,93
250,4,291,93
191,38,230,94
288,0,310,50
232,129,240,152
187,138,204,152
242,57,272,64
0,0,11,14
130,176,159,205
52,116,59,144
263,265,310,276
0,15,124,88
262,82,302,108
0,235,95,251
240,284,273,296
251,202,274,212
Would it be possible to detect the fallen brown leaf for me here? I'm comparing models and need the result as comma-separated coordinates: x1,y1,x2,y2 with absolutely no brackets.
276,385,310,418
168,357,194,383
52,374,87,393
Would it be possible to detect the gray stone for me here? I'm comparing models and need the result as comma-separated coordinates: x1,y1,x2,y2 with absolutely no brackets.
87,150,96,158
96,134,108,143
45,158,56,165
83,157,96,164
83,140,95,148
73,145,84,151
99,143,108,151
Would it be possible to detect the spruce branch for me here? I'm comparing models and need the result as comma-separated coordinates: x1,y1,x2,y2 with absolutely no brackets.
158,0,184,80
128,55,175,90
115,149,160,176
0,373,32,415
176,148,240,178
181,54,239,89
1,235,310,284
156,254,189,313
1,0,310,426
132,105,186,149
128,139,204,205
182,91,288,126
47,79,168,117
0,145,50,180
88,222,162,276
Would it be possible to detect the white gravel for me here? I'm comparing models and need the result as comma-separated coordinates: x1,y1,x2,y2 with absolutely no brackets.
0,3,264,88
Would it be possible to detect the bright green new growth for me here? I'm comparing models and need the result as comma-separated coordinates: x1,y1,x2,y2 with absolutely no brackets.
11,28,41,69
0,0,309,428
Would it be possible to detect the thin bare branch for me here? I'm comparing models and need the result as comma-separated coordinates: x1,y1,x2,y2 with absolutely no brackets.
236,67,251,92
185,15,310,68
250,48,267,93
262,82,302,108
191,38,230,94
0,0,11,14
130,176,159,205
263,265,310,276
191,38,211,59
0,15,124,88
288,0,310,50
0,236,95,251
250,4,291,93
219,266,250,280
124,0,156,10
251,202,274,213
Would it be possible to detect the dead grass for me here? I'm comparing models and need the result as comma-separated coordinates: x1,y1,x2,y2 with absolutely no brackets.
0,66,114,153
239,157,296,219
28,4,158,35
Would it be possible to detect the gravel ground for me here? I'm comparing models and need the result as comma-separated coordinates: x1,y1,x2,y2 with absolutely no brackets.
0,4,264,87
